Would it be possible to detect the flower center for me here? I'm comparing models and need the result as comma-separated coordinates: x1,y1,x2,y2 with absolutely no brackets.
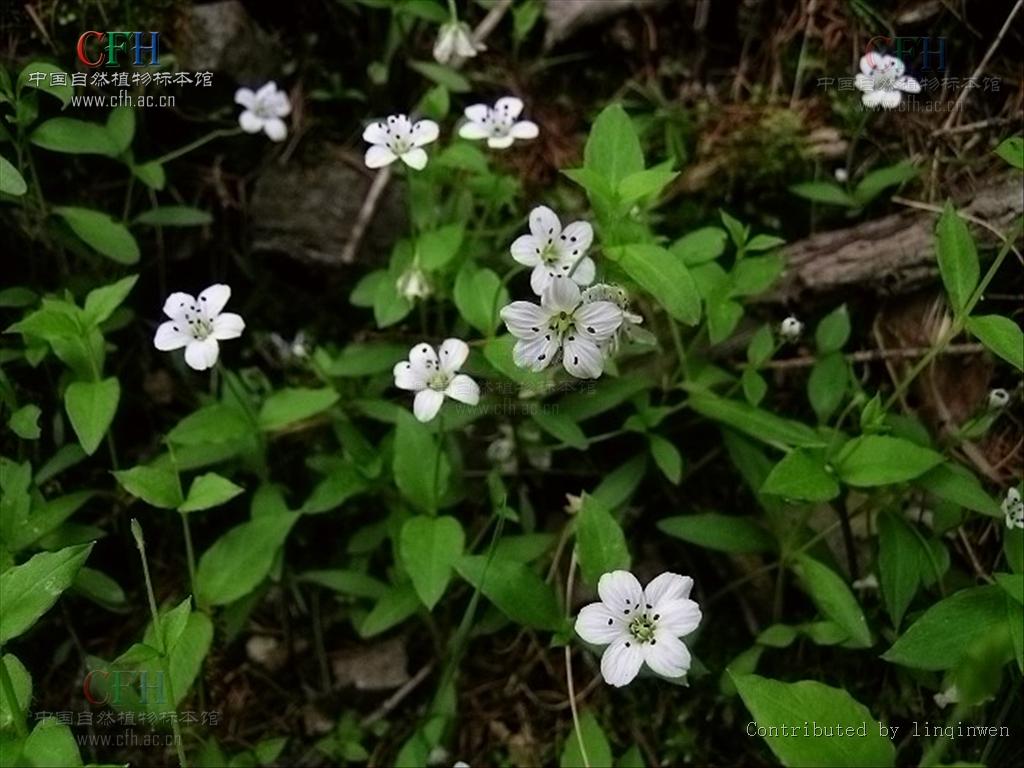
550,310,576,336
486,109,513,137
874,72,896,90
628,614,657,644
427,371,452,391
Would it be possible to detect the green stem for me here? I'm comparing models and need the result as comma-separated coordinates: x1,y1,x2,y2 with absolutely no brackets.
179,514,197,598
0,652,28,738
152,127,242,166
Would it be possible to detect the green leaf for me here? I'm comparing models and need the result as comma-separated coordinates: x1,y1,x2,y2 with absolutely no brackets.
720,209,748,247
746,324,775,366
372,276,412,328
83,274,138,326
576,494,630,585
407,60,471,92
793,555,871,648
877,510,925,629
916,463,1001,517
815,304,851,353
113,465,183,509
584,104,644,188
935,201,978,316
359,583,420,638
456,555,563,631
852,161,918,206
195,514,297,606
0,154,27,196
64,378,120,456
733,674,895,768
790,181,856,207
994,135,1023,169
417,224,464,270
168,403,251,445
532,410,587,449
258,387,339,431
671,226,728,265
729,254,784,297
745,234,786,253
317,342,409,377
8,405,41,440
618,167,677,204
483,334,547,389
31,117,118,156
134,206,213,227
689,392,824,449
807,352,847,422
611,243,700,324
301,464,367,514
706,293,743,344
179,473,244,513
761,448,839,502
20,718,83,767
834,435,943,487
393,411,449,513
453,265,507,335
966,314,1024,372
399,516,465,609
54,207,140,264
741,368,767,406
648,434,682,483
882,585,1008,670
17,62,73,107
0,654,31,732
297,569,388,599
132,160,166,190
560,710,613,768
106,106,135,154
658,513,774,553
0,543,94,643
73,567,126,608
591,455,646,510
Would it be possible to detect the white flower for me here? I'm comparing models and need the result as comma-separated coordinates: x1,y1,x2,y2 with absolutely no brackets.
988,388,1010,410
235,82,291,142
933,685,960,709
433,21,482,64
458,97,538,149
834,167,848,183
363,114,440,171
575,570,702,688
510,206,595,295
854,54,920,109
780,316,803,342
500,277,622,379
154,285,245,371
1003,488,1024,530
396,264,432,301
581,283,648,355
852,574,879,590
393,339,480,422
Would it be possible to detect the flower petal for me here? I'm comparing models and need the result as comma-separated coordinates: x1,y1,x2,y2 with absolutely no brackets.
569,256,595,286
464,104,489,123
487,135,516,149
560,220,594,254
495,96,524,119
153,321,191,351
458,122,490,140
400,147,429,171
444,373,479,405
597,570,645,617
642,631,691,679
562,336,605,379
860,53,880,75
600,636,644,687
412,120,440,147
365,145,398,168
644,572,694,606
575,602,628,646
393,360,428,391
212,312,245,340
510,234,543,267
238,110,263,134
413,388,445,422
512,335,559,371
530,264,561,296
184,337,220,371
541,276,580,314
510,120,539,140
234,87,255,108
263,117,288,142
409,342,439,374
862,89,884,108
895,75,920,93
652,597,702,637
255,81,278,101
879,90,902,109
198,284,231,318
529,205,562,240
163,292,197,321
573,301,622,342
438,338,469,373
270,92,291,117
500,301,549,339
853,73,873,93
362,121,389,144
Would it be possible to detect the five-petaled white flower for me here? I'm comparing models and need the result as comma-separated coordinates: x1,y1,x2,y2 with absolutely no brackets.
394,339,480,422
500,277,622,379
575,570,702,688
154,285,245,371
854,53,921,109
988,388,1010,410
235,82,291,142
458,97,538,149
363,114,440,171
1003,488,1023,530
511,206,595,295
433,21,482,64
780,316,803,342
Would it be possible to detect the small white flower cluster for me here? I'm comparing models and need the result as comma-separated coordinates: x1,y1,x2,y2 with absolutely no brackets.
854,53,921,110
1004,488,1023,530
393,339,480,423
575,570,702,687
153,284,245,371
235,82,291,142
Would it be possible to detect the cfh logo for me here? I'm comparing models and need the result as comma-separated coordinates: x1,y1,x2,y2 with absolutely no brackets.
83,669,166,705
76,31,160,67
866,36,947,71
